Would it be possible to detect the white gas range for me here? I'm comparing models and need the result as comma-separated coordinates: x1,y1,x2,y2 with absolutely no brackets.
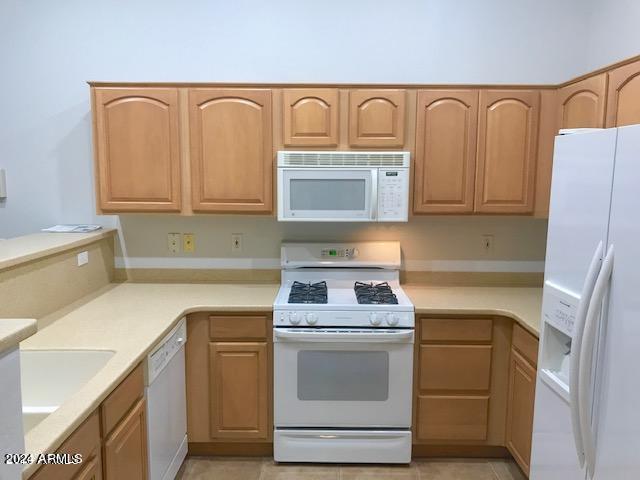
273,242,415,464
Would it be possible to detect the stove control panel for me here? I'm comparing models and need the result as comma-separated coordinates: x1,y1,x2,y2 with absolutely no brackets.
275,310,414,328
320,247,358,259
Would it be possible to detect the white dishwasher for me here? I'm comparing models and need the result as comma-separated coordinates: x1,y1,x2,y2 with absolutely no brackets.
146,318,188,480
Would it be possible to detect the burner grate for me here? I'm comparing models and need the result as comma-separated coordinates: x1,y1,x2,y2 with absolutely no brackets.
354,281,399,305
288,281,328,304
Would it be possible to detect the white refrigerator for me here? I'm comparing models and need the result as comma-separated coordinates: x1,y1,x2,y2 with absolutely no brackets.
530,125,640,480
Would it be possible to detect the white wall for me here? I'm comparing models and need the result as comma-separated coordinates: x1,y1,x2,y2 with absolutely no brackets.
0,0,592,239
585,0,640,70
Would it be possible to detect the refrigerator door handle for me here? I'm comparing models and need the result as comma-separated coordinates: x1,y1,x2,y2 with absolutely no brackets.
579,244,614,478
570,241,604,467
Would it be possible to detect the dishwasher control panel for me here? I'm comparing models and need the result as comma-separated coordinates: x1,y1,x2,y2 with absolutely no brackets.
147,317,187,384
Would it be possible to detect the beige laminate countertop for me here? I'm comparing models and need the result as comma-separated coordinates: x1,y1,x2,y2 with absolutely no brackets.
19,282,279,478
17,281,541,478
0,229,116,271
403,285,542,336
0,319,37,354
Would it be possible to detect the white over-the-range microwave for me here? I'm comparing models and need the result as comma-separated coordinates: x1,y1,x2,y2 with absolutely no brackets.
277,151,410,222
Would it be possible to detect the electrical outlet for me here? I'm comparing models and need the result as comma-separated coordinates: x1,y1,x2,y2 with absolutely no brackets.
231,233,243,253
77,251,89,266
183,233,195,253
481,234,494,254
167,233,181,254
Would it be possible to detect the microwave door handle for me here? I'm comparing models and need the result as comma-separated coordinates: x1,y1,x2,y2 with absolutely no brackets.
370,169,378,221
273,329,414,343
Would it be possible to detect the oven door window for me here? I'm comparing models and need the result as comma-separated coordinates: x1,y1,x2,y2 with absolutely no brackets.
282,169,373,219
297,350,389,401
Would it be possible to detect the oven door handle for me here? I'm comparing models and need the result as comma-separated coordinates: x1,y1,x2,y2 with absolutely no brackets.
273,329,414,343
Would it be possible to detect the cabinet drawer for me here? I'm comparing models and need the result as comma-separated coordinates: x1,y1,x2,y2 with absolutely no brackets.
419,344,492,391
417,395,489,441
101,364,144,437
209,315,268,340
420,318,492,342
31,411,101,480
512,324,539,366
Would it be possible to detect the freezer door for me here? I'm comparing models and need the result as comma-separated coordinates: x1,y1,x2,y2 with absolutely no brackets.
591,124,640,480
543,129,617,298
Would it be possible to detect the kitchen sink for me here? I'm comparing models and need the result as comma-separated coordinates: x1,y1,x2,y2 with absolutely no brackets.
20,349,115,433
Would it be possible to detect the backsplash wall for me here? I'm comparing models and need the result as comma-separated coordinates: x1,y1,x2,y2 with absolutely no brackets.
115,215,548,273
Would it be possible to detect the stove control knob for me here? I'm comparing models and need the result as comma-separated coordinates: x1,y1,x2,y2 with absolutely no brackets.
369,313,382,326
289,312,301,325
386,313,400,326
305,313,318,325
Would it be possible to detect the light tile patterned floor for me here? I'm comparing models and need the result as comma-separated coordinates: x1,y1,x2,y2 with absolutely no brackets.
177,457,526,480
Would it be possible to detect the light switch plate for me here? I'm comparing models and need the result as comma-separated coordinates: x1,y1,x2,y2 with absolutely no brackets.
77,251,89,266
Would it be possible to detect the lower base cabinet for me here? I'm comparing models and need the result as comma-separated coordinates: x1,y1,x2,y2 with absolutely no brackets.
186,312,273,452
505,326,539,477
103,399,148,480
30,364,149,480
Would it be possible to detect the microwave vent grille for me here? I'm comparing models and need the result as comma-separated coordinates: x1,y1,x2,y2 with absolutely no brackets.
278,151,409,167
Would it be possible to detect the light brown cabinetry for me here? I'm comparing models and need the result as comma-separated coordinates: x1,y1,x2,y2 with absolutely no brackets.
103,399,148,480
189,89,273,212
101,364,148,480
283,89,339,146
415,317,493,442
606,59,640,127
186,312,272,452
475,90,540,214
506,325,539,477
414,90,478,213
348,89,406,147
557,74,607,129
209,342,268,439
92,88,182,212
31,411,102,480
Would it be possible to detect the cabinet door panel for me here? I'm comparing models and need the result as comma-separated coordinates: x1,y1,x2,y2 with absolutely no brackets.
103,399,148,480
476,90,539,213
283,89,339,146
419,344,492,391
417,395,489,441
189,89,272,212
93,88,181,212
73,453,102,480
349,89,405,147
209,342,268,439
506,348,536,475
414,90,478,213
557,74,607,129
606,60,640,127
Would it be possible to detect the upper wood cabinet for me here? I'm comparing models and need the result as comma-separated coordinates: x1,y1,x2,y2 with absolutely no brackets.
93,88,182,212
557,74,607,129
414,90,478,214
282,89,339,146
606,59,640,127
475,90,540,214
348,89,406,147
189,89,273,212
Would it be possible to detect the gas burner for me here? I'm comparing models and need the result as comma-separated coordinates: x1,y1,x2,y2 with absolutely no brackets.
288,281,328,304
354,281,399,305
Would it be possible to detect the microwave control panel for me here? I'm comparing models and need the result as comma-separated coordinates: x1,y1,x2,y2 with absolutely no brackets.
377,169,409,221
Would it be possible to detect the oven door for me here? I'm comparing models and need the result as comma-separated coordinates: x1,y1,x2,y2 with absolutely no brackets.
273,328,414,428
278,168,377,221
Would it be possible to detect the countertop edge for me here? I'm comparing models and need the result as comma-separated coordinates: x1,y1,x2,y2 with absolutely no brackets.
0,319,37,355
0,229,117,271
